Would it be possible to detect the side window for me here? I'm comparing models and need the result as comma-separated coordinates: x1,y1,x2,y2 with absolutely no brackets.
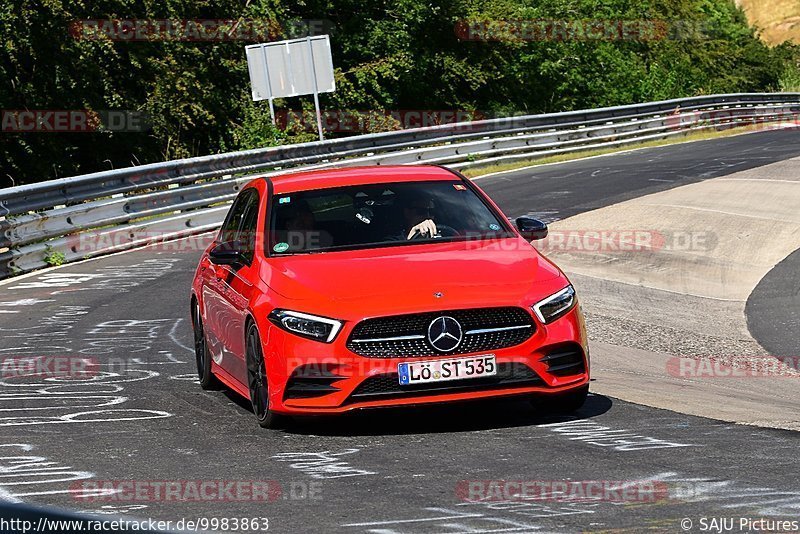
238,191,260,264
218,192,250,244
218,189,260,264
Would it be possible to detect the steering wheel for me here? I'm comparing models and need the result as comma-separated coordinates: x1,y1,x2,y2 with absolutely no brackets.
409,224,460,240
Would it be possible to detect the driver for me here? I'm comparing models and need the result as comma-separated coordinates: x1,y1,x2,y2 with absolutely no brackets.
401,194,437,240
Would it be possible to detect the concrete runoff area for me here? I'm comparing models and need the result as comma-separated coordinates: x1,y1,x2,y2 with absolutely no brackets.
591,342,800,431
541,156,800,430
544,173,800,300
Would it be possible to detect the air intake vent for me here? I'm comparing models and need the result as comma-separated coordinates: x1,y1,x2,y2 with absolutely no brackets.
284,363,344,400
539,344,586,376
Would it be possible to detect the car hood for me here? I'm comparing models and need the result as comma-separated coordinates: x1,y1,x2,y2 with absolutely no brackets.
260,238,567,318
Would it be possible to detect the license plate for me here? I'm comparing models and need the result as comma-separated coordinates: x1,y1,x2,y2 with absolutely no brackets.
398,355,496,385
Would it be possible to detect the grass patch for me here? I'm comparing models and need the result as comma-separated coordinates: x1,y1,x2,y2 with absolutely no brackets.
43,245,66,267
461,123,780,178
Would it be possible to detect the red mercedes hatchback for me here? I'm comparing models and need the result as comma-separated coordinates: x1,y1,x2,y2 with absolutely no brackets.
191,165,589,427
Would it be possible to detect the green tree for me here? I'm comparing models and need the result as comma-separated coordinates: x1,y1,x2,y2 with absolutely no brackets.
1,0,797,186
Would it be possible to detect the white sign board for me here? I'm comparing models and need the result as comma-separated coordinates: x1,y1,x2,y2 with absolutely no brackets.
246,35,335,101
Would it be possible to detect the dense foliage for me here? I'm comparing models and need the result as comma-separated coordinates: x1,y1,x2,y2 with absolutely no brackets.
1,0,797,185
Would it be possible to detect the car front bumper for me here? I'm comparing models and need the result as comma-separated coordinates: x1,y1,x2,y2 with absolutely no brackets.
260,304,590,415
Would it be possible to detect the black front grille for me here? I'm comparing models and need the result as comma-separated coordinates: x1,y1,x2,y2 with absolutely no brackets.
346,307,535,358
347,362,542,403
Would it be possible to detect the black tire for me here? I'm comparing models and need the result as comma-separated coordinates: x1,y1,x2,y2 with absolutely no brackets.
245,322,288,429
532,385,589,414
191,302,219,390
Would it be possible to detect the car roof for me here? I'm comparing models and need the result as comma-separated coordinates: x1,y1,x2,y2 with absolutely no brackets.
262,165,461,194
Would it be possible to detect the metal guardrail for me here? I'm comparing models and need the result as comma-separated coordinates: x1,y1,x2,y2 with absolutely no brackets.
1,93,799,277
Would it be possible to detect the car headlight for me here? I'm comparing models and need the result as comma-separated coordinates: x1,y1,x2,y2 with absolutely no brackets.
532,285,576,324
268,309,343,343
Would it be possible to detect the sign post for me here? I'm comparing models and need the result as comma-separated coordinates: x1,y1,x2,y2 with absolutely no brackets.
257,44,276,125
245,35,335,141
306,36,324,141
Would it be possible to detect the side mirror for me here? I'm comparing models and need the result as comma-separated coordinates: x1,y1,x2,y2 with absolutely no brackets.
515,217,548,241
208,242,245,266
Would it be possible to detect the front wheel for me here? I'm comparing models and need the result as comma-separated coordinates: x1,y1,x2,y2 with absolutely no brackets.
531,385,588,414
246,322,288,429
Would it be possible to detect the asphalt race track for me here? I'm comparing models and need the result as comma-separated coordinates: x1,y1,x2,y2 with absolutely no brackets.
746,248,800,357
1,130,799,533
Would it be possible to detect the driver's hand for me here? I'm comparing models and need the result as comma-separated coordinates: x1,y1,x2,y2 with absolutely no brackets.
407,219,437,240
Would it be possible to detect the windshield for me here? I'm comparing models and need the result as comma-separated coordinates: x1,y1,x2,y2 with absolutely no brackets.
268,179,511,254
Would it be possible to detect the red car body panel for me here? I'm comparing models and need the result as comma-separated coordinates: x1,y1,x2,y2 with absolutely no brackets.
191,165,589,415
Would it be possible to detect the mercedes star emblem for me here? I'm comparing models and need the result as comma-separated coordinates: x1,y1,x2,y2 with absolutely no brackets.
427,316,463,352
